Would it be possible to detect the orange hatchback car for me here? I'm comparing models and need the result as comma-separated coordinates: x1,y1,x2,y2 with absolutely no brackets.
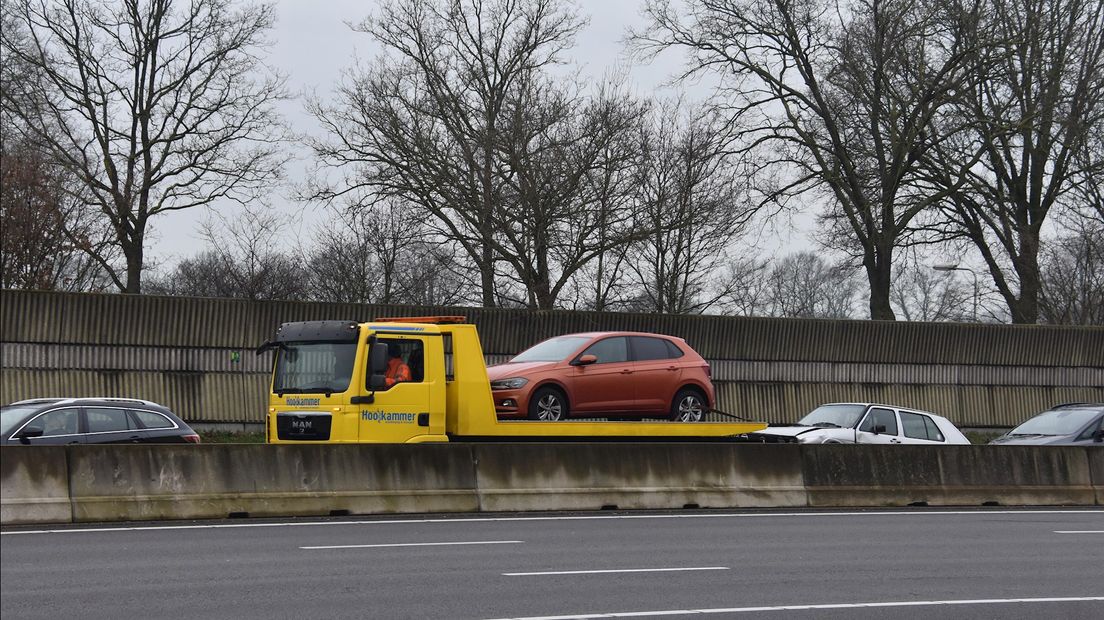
487,332,715,422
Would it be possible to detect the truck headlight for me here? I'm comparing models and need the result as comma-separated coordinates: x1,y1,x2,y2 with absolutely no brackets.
490,377,529,390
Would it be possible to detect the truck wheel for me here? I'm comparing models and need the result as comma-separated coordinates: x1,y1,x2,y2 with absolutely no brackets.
670,388,706,422
529,387,567,421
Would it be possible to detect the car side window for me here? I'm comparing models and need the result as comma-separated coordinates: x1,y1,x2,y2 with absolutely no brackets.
859,407,899,435
664,340,685,358
86,407,133,433
131,409,175,430
631,336,673,361
581,337,628,364
901,411,944,441
922,415,945,442
30,409,80,437
1076,415,1103,441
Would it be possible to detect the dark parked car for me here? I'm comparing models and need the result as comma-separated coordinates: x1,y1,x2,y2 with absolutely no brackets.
1,398,201,445
989,403,1104,446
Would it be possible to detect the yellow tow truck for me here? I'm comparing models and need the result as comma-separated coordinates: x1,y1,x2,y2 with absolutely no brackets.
257,316,766,443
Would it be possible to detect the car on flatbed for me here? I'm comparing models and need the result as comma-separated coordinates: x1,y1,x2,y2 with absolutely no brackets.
486,331,715,422
1,397,201,445
745,402,970,445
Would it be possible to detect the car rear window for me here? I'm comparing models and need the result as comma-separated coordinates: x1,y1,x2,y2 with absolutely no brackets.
631,336,673,361
86,408,134,433
132,409,175,430
901,411,945,442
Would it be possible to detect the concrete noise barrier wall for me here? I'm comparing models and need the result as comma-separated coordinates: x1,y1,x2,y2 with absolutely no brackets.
1,444,1102,526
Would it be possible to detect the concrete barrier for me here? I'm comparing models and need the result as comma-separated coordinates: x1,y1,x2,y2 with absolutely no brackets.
1,444,1101,526
1,447,71,525
66,444,480,522
472,443,806,511
803,445,1099,507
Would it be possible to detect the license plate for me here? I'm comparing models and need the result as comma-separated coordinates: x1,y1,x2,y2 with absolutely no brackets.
276,413,331,440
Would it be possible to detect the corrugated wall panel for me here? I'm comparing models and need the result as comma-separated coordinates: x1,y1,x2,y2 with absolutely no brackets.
4,291,1102,367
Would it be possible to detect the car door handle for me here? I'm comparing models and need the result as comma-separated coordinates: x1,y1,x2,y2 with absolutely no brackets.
620,369,632,374
666,366,678,371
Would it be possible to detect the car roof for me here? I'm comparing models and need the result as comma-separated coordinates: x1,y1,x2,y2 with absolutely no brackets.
547,331,684,340
4,397,169,409
819,402,947,419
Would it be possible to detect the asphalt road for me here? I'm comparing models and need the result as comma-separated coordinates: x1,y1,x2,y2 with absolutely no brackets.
2,509,1103,620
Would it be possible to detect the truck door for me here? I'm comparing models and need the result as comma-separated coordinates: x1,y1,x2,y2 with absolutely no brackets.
357,336,434,442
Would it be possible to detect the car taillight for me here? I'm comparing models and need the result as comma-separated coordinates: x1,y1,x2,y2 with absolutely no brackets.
704,363,711,378
183,433,201,444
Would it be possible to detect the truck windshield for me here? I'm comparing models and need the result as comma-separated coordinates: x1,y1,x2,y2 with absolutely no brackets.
273,342,358,395
797,404,868,428
511,335,592,362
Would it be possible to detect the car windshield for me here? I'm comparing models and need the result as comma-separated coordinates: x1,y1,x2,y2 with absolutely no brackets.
272,342,358,395
1009,407,1101,436
797,404,868,428
1,405,40,436
510,336,592,363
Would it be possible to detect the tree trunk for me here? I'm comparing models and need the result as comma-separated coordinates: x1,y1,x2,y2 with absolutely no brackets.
864,245,896,320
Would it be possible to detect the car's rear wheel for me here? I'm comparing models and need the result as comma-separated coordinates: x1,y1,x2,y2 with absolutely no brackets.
670,388,706,422
529,387,568,421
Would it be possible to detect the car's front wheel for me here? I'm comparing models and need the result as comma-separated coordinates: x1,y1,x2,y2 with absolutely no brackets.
670,388,706,422
528,387,568,421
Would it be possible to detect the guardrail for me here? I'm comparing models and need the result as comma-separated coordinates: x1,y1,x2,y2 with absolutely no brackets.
3,444,1101,525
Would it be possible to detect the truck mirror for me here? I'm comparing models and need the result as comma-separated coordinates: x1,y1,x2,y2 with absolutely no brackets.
370,342,389,374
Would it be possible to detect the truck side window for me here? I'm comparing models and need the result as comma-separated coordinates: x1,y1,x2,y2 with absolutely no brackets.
372,339,425,389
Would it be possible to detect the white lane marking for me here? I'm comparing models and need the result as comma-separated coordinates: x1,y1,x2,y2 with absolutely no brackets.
1055,530,1104,534
505,567,728,577
301,540,522,550
4,509,1102,535
484,596,1104,619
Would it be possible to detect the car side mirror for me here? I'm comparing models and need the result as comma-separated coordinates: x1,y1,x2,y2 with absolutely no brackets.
873,424,886,435
16,426,44,444
573,354,598,366
1093,429,1103,443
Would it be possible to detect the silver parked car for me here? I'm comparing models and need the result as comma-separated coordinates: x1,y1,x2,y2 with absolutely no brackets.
746,402,971,445
989,403,1104,446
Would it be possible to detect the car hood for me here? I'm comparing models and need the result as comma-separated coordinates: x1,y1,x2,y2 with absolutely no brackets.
751,425,834,438
486,361,558,380
989,434,1078,446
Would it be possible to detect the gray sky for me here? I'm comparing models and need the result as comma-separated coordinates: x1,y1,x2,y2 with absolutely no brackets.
146,0,814,271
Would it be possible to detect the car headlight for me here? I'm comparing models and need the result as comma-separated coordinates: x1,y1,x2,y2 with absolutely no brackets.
490,377,529,390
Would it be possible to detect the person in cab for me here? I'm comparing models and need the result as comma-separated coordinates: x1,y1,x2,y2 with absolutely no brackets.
385,343,412,387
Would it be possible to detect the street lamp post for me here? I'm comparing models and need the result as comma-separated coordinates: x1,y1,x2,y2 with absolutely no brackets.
932,262,979,322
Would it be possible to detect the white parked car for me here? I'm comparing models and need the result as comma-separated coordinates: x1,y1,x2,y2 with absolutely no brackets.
746,402,971,445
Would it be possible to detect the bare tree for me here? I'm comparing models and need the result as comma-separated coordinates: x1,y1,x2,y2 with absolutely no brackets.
635,0,985,319
924,0,1104,323
493,77,649,308
1038,221,1104,325
760,252,860,318
0,131,115,291
627,100,756,314
306,200,471,305
308,0,584,307
1,0,288,293
890,259,972,321
146,207,308,300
